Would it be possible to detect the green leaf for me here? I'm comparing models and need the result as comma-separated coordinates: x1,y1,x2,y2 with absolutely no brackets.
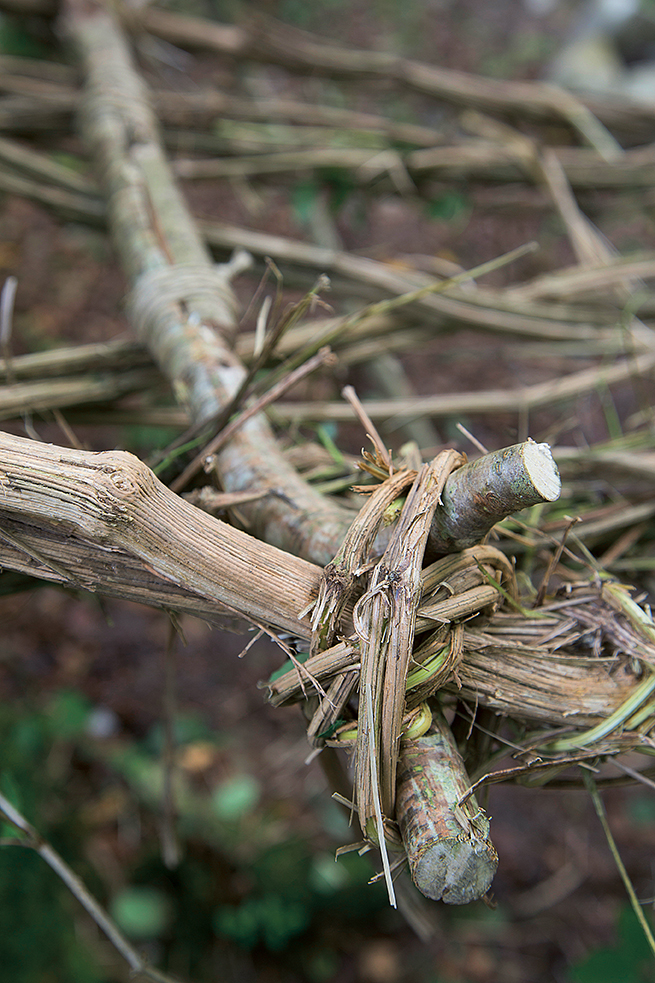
0,14,49,57
110,886,172,940
211,773,260,820
268,648,309,683
0,771,23,812
49,152,89,174
426,191,470,222
0,772,26,838
46,690,92,740
567,905,654,982
213,901,260,949
291,180,320,227
0,849,102,982
212,895,310,952
145,713,216,754
309,852,350,894
259,894,308,951
627,794,655,826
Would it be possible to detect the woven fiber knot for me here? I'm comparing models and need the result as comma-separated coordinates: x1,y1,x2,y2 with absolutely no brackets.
127,260,248,343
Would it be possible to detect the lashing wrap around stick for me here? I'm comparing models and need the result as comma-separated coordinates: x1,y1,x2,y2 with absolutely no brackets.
305,439,561,905
353,450,465,832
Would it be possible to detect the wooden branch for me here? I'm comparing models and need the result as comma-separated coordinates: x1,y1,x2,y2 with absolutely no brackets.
427,440,561,557
0,134,96,195
396,715,498,904
2,139,624,344
5,66,655,191
0,431,320,637
2,0,653,143
0,428,557,907
170,140,655,196
0,167,105,223
2,125,647,346
269,352,655,425
0,339,150,381
0,367,159,419
0,430,649,767
58,0,358,567
0,429,551,636
201,223,621,341
134,8,625,154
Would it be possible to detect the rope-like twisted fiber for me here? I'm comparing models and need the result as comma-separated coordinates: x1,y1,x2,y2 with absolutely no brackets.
127,262,246,340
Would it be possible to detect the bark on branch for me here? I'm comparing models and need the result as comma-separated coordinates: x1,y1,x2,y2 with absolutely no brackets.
0,430,320,637
0,431,558,633
396,714,498,904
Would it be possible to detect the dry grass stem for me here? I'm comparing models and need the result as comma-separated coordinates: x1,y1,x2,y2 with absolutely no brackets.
271,351,655,424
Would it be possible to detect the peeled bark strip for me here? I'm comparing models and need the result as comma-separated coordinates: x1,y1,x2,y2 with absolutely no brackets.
309,467,417,654
354,450,464,829
396,717,498,904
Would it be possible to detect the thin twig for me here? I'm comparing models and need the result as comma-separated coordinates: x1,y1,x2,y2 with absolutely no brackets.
161,617,181,870
0,791,190,983
213,274,330,437
342,384,393,474
533,516,580,608
0,275,17,384
581,770,655,959
363,677,397,909
170,345,336,491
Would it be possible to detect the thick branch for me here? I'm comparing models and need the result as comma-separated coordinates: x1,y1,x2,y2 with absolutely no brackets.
0,431,320,637
396,715,498,904
59,0,352,566
0,431,645,738
427,439,561,557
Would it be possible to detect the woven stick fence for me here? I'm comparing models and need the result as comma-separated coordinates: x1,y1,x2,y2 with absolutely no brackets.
0,0,654,929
